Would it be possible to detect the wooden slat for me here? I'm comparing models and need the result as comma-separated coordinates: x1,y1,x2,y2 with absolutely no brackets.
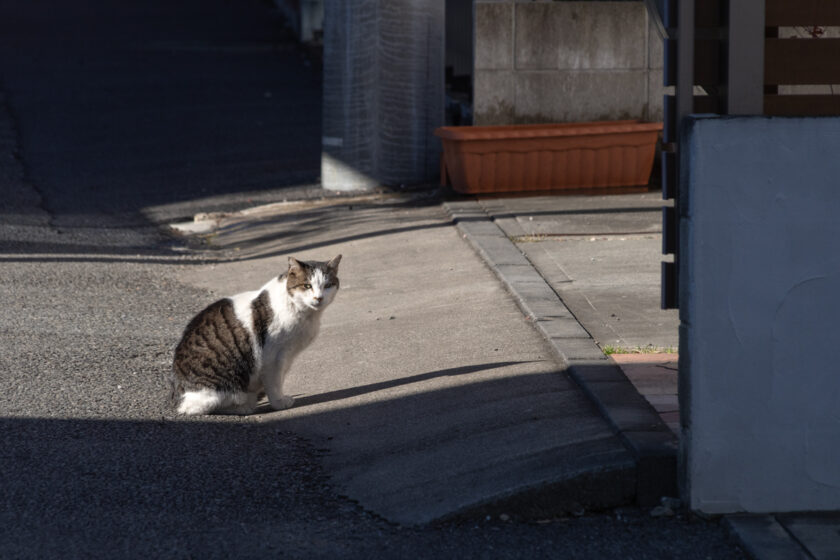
695,0,724,29
664,38,677,86
662,0,729,32
765,26,779,95
765,94,840,116
664,38,721,87
766,0,840,26
693,95,721,113
695,39,721,87
765,38,840,84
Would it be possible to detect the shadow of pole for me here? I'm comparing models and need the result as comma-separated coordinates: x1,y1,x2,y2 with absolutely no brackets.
286,361,535,409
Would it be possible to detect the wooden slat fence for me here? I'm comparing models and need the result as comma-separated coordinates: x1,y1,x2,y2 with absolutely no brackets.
764,0,840,115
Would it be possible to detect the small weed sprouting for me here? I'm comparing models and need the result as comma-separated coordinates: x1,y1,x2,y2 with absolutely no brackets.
602,344,677,355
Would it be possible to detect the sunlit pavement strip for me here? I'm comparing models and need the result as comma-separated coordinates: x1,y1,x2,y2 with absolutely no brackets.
172,195,640,525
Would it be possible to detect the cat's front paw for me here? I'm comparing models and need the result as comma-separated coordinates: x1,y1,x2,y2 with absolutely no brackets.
269,395,295,411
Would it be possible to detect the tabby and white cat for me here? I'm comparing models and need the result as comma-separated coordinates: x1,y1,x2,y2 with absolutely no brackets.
171,255,341,415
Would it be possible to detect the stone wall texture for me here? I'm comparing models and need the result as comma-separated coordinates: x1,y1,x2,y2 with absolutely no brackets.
322,0,444,190
474,1,663,125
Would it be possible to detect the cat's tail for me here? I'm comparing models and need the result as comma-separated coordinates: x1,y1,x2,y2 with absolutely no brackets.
176,388,257,415
177,388,225,415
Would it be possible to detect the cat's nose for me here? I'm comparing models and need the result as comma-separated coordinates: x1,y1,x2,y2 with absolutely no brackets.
313,295,323,302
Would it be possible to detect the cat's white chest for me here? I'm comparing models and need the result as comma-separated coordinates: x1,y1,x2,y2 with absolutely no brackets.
267,313,318,348
263,296,320,362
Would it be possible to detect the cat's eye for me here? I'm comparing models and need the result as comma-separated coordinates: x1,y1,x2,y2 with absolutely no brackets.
303,283,312,290
325,282,335,288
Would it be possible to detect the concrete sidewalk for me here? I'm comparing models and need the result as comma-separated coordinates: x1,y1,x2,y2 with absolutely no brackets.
443,191,679,498
170,190,676,525
443,191,840,559
475,192,677,351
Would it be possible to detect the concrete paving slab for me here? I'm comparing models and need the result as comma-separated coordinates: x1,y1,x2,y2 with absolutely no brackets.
612,354,679,396
174,195,636,525
777,514,840,560
505,279,564,308
728,513,840,560
493,263,549,285
551,338,612,362
645,394,679,413
512,240,573,284
726,516,812,560
568,362,632,384
511,210,663,237
492,216,529,239
537,317,591,339
479,192,668,220
444,198,679,506
462,233,533,267
580,381,665,433
478,192,678,350
517,237,678,349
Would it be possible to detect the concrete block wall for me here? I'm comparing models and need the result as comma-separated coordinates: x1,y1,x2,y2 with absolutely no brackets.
474,1,663,125
680,115,840,514
321,0,444,190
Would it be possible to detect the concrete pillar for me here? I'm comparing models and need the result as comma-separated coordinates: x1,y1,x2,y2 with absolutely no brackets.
322,0,444,191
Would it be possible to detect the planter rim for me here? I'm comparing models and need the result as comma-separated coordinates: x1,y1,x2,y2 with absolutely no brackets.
435,120,663,141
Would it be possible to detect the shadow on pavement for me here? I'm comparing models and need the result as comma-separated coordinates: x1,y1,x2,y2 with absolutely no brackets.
0,361,638,557
0,0,322,230
0,415,338,557
289,361,532,408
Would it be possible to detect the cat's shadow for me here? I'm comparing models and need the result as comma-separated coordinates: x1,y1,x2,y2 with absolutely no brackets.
253,361,535,413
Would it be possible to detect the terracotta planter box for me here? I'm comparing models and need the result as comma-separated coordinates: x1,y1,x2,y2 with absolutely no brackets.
435,120,663,194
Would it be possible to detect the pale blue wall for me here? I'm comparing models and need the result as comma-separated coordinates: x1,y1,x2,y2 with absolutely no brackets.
680,115,840,513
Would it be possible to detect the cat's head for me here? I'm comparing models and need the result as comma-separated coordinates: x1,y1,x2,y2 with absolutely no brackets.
285,255,341,311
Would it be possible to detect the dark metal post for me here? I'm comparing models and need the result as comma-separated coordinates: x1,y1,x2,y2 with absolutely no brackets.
727,0,765,114
677,0,695,123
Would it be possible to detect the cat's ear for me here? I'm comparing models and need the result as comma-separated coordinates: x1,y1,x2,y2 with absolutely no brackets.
288,256,303,271
327,254,342,272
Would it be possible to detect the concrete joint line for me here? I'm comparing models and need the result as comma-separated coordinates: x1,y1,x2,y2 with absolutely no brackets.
444,200,602,356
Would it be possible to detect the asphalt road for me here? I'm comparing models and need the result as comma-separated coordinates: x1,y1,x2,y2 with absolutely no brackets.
0,0,745,557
